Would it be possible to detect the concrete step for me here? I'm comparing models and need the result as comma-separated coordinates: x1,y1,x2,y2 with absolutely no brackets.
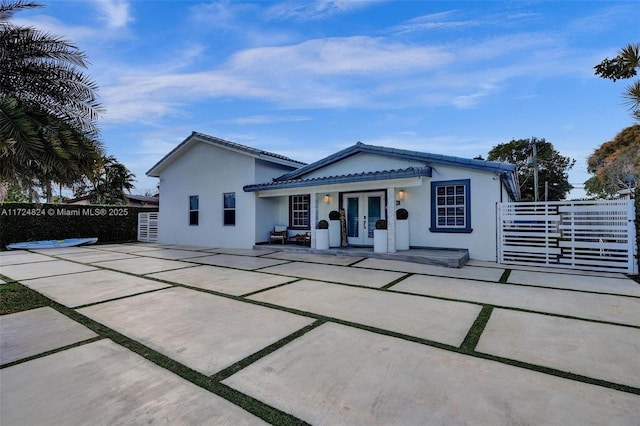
254,245,469,268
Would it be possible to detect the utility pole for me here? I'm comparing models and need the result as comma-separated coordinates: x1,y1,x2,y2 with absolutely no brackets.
531,137,539,202
544,181,548,201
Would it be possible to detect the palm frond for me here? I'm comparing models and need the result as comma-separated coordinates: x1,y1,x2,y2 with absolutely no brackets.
0,1,42,22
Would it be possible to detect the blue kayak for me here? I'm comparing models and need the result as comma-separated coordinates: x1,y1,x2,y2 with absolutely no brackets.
6,237,98,250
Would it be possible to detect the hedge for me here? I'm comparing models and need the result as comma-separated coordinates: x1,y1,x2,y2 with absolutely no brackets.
636,187,639,274
0,203,158,249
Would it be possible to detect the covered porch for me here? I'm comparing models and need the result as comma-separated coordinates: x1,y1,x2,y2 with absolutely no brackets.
245,168,432,254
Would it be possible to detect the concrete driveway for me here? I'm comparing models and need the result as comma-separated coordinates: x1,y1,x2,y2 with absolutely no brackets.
1,244,639,425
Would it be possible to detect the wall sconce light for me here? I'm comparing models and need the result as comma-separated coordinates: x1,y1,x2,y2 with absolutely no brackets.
324,194,330,204
397,190,405,201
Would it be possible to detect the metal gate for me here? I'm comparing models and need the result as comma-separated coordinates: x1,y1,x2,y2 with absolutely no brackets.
497,200,637,273
137,212,159,242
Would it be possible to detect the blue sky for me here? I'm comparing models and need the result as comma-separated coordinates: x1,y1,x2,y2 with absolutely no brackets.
15,1,640,197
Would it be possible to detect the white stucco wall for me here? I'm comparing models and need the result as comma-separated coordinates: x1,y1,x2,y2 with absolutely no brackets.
157,142,258,248
156,138,508,260
400,166,503,261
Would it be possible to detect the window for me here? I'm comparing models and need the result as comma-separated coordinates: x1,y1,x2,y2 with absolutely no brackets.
289,194,310,229
430,180,472,233
189,195,199,226
223,192,236,226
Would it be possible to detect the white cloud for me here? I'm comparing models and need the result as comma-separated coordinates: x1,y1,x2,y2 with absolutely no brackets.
266,0,380,22
452,83,500,108
188,1,256,29
229,36,453,75
12,15,95,44
390,10,479,34
93,0,133,29
226,115,312,125
363,134,498,158
95,14,599,124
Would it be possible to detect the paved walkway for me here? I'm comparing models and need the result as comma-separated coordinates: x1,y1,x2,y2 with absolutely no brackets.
1,243,639,425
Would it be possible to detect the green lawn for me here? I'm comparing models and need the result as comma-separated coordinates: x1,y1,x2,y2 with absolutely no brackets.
0,282,50,315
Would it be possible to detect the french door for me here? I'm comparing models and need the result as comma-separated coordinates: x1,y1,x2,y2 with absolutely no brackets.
342,192,385,246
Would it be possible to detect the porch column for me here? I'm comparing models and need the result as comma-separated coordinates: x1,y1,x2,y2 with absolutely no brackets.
386,187,396,253
310,192,317,249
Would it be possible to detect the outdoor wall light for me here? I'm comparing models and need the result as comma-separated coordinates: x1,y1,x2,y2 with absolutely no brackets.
324,194,330,204
397,190,405,201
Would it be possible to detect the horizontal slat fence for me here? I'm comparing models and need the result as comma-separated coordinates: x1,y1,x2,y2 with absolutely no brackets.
497,200,636,273
138,212,159,242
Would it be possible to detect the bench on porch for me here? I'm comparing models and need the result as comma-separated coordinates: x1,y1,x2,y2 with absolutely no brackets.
288,232,311,246
269,226,311,246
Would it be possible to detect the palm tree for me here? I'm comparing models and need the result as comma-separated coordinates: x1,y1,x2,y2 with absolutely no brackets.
595,42,640,120
74,155,136,205
0,0,103,198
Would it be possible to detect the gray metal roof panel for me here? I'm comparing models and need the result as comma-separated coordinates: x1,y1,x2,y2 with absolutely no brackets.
244,166,432,192
147,131,305,177
274,142,515,182
191,132,306,165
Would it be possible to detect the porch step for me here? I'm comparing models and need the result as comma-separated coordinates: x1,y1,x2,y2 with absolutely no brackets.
253,245,469,268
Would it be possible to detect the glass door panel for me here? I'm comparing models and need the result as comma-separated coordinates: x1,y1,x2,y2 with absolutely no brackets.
343,192,385,246
347,197,359,238
367,196,381,239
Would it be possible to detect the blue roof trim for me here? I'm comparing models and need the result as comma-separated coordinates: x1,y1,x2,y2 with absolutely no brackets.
500,171,521,201
244,166,432,192
147,131,306,177
275,142,515,181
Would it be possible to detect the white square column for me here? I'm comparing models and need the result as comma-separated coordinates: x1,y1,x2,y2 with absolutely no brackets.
310,192,318,249
386,187,396,253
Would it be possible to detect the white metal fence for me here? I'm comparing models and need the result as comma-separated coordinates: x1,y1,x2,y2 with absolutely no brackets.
497,200,637,273
137,212,159,242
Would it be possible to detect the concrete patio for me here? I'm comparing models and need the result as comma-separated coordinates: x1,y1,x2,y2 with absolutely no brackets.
1,243,638,425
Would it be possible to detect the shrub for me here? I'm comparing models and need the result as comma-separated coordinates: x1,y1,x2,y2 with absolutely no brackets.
0,203,158,249
636,187,639,274
375,219,387,230
396,208,409,220
329,210,340,220
317,220,329,229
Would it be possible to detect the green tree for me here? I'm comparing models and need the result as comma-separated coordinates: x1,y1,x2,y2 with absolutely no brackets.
487,138,575,201
1,183,30,201
73,155,136,205
595,42,640,120
0,0,103,198
584,125,640,198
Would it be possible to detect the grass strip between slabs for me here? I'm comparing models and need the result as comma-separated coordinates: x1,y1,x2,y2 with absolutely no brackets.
30,295,310,426
211,319,326,381
0,336,104,369
459,305,494,353
381,273,412,289
239,278,302,298
498,269,511,283
6,261,640,399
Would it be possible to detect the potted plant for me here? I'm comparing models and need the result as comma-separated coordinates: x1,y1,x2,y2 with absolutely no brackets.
328,210,340,247
396,208,409,250
315,219,330,250
374,219,387,253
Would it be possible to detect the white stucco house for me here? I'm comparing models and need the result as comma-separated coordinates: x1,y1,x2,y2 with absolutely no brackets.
147,131,520,261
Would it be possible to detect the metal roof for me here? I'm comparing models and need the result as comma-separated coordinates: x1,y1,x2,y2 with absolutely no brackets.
275,142,516,182
147,131,306,177
244,166,432,192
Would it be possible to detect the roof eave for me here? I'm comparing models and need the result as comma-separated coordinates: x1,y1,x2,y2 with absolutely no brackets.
146,132,306,178
274,142,515,181
245,166,432,192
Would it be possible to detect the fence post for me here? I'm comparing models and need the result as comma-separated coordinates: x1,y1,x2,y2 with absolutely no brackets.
496,203,501,264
